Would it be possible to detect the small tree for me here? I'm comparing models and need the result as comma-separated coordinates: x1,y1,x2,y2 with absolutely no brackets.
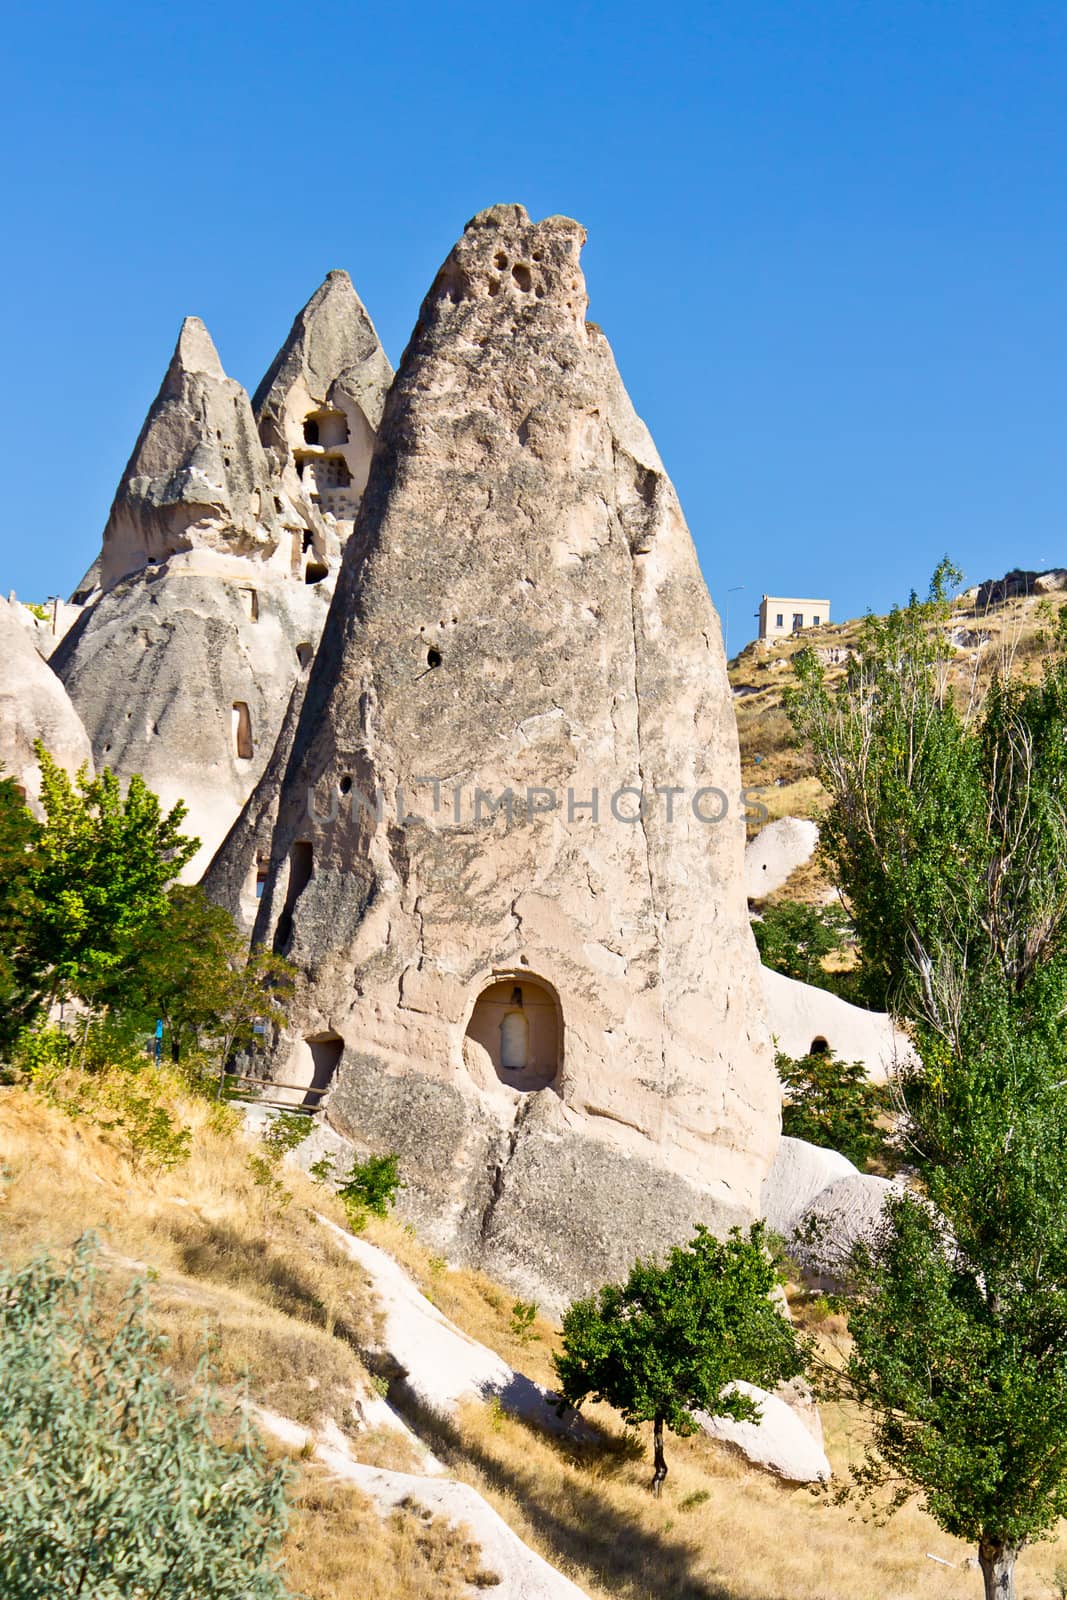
124,884,294,1069
554,1224,805,1494
0,774,44,1052
29,745,198,1011
753,900,854,994
776,1048,889,1168
0,1238,293,1597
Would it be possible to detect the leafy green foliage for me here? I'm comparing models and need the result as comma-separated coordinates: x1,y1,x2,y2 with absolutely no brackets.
788,561,1067,1592
124,884,294,1068
554,1224,805,1491
29,744,199,1011
775,1048,890,1169
337,1153,403,1225
0,775,45,1053
753,900,856,996
0,1238,293,1598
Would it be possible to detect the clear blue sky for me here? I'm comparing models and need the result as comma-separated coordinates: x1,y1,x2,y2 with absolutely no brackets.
3,1,1064,647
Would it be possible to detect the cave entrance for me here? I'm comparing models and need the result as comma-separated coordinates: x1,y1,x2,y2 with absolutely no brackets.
464,975,562,1091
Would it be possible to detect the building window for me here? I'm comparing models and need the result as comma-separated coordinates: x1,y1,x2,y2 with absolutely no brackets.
812,614,820,626
793,612,804,631
775,613,783,629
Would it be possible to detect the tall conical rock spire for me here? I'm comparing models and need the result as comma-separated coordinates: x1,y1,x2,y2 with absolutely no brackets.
251,270,394,584
100,317,281,590
232,205,777,1309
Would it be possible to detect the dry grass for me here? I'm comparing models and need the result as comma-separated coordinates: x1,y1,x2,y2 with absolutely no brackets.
5,1079,1067,1599
281,1466,498,1600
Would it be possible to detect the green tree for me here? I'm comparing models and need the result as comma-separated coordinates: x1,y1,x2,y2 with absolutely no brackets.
553,1224,805,1494
125,884,294,1069
753,900,854,994
776,1048,889,1168
337,1153,403,1225
29,745,198,1011
0,775,44,1051
0,1237,293,1598
787,563,1067,1600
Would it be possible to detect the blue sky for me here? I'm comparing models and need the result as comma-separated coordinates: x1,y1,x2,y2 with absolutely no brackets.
2,1,1064,647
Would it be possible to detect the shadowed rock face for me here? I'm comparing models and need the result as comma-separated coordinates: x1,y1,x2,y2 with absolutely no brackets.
54,284,392,876
100,318,282,591
229,204,778,1306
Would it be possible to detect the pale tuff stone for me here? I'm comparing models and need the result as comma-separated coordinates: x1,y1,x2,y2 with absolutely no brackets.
745,815,819,898
54,286,392,877
697,1380,831,1484
253,268,393,582
99,317,283,590
761,964,914,1084
0,597,93,811
761,1134,902,1280
228,204,779,1308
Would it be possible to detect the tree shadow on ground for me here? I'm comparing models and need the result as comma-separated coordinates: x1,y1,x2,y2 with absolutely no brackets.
397,1393,792,1600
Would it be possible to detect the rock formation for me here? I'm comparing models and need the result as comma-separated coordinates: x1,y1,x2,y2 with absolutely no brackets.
53,281,392,875
0,597,93,811
253,269,393,586
98,317,283,591
216,205,779,1307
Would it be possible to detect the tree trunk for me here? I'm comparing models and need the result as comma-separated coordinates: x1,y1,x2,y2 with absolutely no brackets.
978,1539,1021,1600
651,1415,668,1497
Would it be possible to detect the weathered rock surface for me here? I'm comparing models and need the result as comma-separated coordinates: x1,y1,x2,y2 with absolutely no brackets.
0,597,93,809
760,1134,859,1239
320,1217,590,1440
697,1380,831,1484
256,1406,590,1600
52,552,329,876
53,288,392,876
761,964,913,1083
745,816,819,898
225,204,778,1309
253,269,393,583
99,317,283,590
761,1134,901,1278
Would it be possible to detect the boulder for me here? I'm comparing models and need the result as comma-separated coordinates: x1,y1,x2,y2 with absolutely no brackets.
761,1135,901,1278
761,964,913,1083
697,1380,831,1484
0,597,93,810
761,1135,859,1239
223,204,779,1309
745,816,819,898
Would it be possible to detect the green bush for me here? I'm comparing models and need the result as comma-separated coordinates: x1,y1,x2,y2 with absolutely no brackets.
337,1153,402,1224
0,1238,294,1598
776,1048,889,1169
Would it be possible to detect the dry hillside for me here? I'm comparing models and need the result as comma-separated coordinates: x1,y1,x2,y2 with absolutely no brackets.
4,1072,1067,1600
730,580,1066,903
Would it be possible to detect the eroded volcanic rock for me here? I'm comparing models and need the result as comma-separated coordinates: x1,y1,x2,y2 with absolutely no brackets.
229,204,778,1307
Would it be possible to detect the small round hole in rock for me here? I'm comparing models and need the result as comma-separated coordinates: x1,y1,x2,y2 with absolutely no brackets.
339,774,353,794
494,251,508,269
488,279,501,297
426,648,442,669
512,264,533,292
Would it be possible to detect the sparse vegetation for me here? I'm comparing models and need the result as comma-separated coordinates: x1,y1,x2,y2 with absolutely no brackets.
338,1152,403,1225
0,1237,294,1598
